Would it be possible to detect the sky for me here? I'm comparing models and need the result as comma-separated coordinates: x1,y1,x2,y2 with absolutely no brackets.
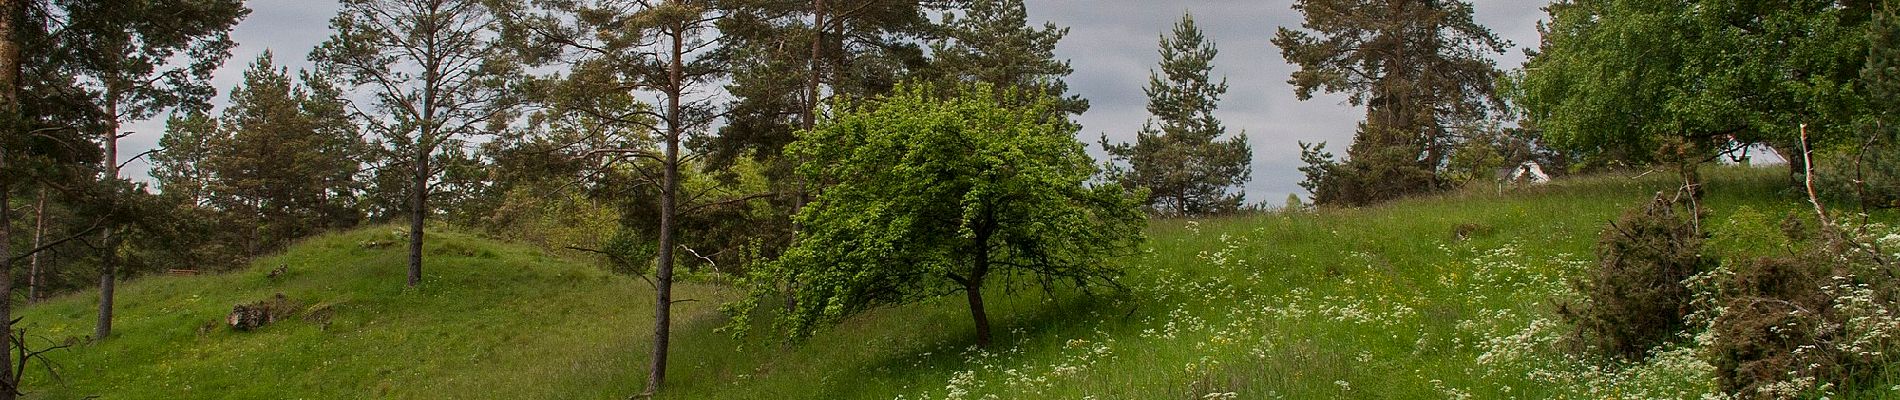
120,0,1553,203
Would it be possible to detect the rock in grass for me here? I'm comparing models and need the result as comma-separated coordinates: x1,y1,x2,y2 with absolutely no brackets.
228,293,297,331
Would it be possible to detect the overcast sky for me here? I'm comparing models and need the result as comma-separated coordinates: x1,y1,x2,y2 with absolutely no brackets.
120,0,1552,202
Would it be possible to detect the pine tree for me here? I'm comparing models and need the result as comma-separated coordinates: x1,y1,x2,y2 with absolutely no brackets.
1103,13,1251,216
202,53,364,252
928,0,1086,115
313,0,515,288
706,0,937,164
57,0,249,341
1274,0,1506,205
152,112,219,207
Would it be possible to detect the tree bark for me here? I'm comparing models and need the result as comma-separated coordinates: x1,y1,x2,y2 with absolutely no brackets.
0,166,12,400
0,0,20,395
645,19,686,396
27,187,43,303
965,279,991,347
95,89,120,342
802,0,825,133
408,144,427,287
966,223,993,348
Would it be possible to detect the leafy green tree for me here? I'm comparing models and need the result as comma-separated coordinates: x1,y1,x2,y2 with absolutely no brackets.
926,0,1086,115
738,84,1144,347
1518,0,1872,190
1274,0,1506,205
56,0,248,341
313,0,516,287
1103,13,1251,216
703,0,940,230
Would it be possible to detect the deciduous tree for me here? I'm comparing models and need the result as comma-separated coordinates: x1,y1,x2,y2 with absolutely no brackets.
1517,0,1872,192
739,84,1144,348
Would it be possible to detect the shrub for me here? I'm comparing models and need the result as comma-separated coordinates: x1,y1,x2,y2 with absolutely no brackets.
1702,220,1900,398
1817,124,1900,210
1558,193,1714,360
1299,140,1440,207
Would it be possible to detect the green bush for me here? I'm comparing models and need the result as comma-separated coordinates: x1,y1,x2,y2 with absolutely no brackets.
1702,220,1900,398
1559,193,1714,360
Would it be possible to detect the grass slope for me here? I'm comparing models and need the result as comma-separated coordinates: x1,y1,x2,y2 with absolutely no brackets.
20,228,734,399
20,166,1884,399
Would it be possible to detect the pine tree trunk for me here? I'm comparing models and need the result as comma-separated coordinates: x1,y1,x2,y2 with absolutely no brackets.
0,166,13,400
95,93,120,342
0,0,22,393
778,0,829,326
27,187,43,303
802,0,825,133
645,22,686,396
408,146,427,287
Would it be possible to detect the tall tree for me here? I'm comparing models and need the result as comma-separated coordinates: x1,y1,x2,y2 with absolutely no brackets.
742,83,1144,348
153,53,365,254
1517,0,1872,192
205,53,362,252
313,0,515,287
57,0,247,341
1103,13,1252,216
500,0,729,393
706,0,937,169
152,111,218,207
926,0,1085,115
1274,0,1505,205
0,0,22,395
0,0,136,395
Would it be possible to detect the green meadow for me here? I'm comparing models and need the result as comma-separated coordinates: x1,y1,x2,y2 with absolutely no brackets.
18,166,1895,399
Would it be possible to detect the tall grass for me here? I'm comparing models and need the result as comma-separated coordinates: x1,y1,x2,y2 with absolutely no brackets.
21,166,1882,399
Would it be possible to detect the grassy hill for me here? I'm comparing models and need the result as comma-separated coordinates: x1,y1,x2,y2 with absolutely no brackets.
18,166,1893,399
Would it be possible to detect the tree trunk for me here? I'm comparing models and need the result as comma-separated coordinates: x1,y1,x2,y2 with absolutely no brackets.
0,0,22,393
0,168,12,400
802,0,825,133
966,224,993,348
408,146,427,287
95,92,120,342
645,22,686,396
780,0,828,326
965,279,991,347
27,187,43,303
